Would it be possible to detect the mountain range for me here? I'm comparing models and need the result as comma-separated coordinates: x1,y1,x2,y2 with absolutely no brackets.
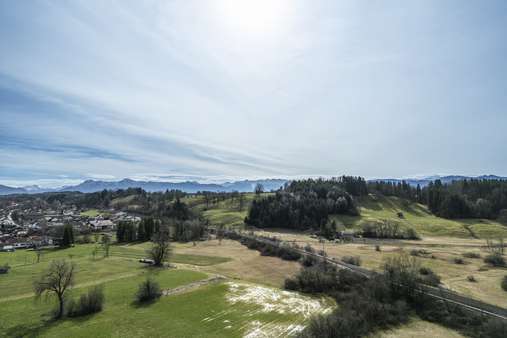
1,175,507,195
0,179,288,195
368,175,507,187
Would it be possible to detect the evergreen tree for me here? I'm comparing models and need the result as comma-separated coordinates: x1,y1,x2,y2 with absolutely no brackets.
61,224,74,247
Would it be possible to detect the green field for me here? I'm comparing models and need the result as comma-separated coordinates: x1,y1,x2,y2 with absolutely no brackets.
0,241,327,337
80,209,102,217
333,194,507,239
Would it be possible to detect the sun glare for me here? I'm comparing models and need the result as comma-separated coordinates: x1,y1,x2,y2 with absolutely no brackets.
218,0,290,36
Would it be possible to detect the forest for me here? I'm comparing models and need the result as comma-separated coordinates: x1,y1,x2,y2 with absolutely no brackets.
369,179,507,220
245,177,365,230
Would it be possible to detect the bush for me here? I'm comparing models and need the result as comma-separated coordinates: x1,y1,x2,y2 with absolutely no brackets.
67,286,104,317
483,319,507,338
410,249,431,257
341,256,361,266
284,278,299,291
467,275,477,282
418,267,441,286
463,252,481,259
277,246,302,261
453,258,466,265
304,244,315,253
484,254,506,267
0,263,10,274
135,277,162,303
502,276,507,292
300,254,318,267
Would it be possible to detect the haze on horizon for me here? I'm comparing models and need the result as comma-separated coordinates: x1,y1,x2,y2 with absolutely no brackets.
1,0,507,188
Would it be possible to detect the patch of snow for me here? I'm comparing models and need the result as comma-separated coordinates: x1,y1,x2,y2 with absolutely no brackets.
226,282,328,319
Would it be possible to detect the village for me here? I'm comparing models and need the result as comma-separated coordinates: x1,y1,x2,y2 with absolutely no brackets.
0,201,139,251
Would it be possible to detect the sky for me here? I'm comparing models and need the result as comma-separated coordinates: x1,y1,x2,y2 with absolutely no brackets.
1,0,507,188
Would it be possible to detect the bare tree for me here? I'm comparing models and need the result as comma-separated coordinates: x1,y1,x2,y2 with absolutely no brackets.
33,259,76,319
486,238,505,255
216,224,225,245
35,247,43,263
148,225,171,266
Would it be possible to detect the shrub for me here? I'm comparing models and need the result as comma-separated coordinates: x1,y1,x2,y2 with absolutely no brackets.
467,275,477,282
277,246,302,261
68,286,104,317
453,258,465,265
410,249,430,257
135,277,162,303
300,254,317,267
341,256,361,266
418,267,441,286
405,228,420,240
463,252,481,259
484,254,506,267
502,276,507,292
0,263,10,274
284,278,299,291
304,244,315,253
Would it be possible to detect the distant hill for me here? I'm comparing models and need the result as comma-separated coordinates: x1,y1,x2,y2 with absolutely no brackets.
369,175,507,187
59,178,288,193
2,174,507,196
0,184,27,195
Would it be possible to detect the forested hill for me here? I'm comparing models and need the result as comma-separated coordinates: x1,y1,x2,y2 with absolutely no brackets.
245,177,367,230
368,179,507,220
245,177,507,233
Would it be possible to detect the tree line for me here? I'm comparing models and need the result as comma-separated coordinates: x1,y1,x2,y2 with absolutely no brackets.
245,177,365,230
370,179,507,219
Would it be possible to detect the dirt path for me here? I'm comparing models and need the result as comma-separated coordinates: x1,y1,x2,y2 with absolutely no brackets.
162,275,226,297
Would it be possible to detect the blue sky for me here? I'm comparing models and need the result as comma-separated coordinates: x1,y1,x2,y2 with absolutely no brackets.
1,0,507,187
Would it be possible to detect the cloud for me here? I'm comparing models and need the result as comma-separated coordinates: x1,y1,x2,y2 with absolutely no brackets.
1,0,507,187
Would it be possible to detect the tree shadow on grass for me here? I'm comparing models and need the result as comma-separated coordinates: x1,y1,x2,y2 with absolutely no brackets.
131,298,160,309
4,316,59,338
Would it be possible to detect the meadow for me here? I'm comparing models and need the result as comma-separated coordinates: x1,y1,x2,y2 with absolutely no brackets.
0,238,328,337
1,193,505,337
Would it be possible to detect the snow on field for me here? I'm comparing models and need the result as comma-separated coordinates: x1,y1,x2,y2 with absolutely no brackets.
227,282,329,319
225,282,332,337
200,282,331,337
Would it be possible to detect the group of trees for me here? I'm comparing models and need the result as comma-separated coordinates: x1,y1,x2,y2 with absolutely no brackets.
426,179,507,219
370,179,507,220
289,254,506,338
116,218,162,243
246,177,363,230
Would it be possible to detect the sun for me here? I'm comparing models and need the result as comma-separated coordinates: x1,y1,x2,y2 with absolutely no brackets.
218,0,290,36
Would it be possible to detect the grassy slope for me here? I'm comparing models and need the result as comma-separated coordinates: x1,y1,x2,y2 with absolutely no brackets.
334,194,507,239
193,194,257,228
0,241,315,338
0,244,229,300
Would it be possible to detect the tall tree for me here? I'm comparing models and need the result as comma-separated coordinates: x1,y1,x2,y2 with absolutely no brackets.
33,259,76,319
61,224,74,247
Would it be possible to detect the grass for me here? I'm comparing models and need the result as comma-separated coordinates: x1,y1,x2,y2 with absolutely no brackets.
79,209,101,217
173,239,301,288
373,318,465,338
0,243,230,300
0,243,322,338
0,280,313,338
0,269,207,337
333,194,507,239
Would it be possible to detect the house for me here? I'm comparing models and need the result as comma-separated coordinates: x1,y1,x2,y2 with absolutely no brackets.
89,219,114,231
